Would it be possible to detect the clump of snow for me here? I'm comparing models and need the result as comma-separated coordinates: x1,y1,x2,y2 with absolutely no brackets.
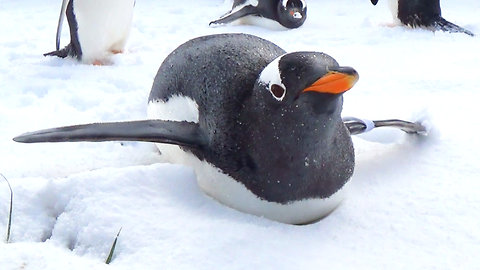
1,0,479,269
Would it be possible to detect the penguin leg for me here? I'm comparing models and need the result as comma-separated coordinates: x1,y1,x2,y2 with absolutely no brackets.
13,120,208,149
44,0,81,59
209,5,258,26
343,117,427,135
433,17,474,36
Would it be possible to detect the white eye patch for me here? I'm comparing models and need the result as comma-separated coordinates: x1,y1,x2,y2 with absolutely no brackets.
259,54,287,101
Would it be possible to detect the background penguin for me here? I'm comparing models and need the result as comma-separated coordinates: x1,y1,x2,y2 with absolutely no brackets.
15,34,425,224
210,0,307,29
370,0,474,36
44,0,136,64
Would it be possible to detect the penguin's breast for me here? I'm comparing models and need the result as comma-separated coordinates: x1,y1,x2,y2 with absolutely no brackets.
73,0,134,60
146,96,348,224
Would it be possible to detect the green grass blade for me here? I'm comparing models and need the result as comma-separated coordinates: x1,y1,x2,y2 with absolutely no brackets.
105,227,122,264
1,174,13,243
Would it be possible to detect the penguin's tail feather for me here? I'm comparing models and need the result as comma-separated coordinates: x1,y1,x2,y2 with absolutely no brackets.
343,117,427,135
44,43,74,58
433,17,474,36
13,120,208,149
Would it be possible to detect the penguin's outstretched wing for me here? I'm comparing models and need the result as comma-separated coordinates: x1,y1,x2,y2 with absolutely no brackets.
14,120,208,148
56,0,69,51
343,117,427,135
209,5,258,26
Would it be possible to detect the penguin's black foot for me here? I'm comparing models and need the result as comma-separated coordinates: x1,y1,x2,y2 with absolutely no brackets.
434,17,474,36
43,44,74,58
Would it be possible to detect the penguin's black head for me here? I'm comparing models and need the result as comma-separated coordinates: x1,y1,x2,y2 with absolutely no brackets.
277,0,307,29
254,52,358,115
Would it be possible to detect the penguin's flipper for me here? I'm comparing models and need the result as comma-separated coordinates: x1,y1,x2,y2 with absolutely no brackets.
343,117,427,135
56,0,70,50
13,120,208,149
433,17,474,36
209,5,258,26
370,0,379,5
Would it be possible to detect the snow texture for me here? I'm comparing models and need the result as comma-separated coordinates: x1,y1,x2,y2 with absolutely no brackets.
1,0,479,269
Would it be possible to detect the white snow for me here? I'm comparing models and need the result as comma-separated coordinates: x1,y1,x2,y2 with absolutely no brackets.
1,0,479,269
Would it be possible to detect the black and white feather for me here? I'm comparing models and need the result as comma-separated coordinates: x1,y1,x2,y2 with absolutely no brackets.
44,0,136,63
371,0,474,36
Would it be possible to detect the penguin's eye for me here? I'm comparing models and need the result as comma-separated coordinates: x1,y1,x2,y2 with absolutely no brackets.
270,84,286,100
292,11,302,19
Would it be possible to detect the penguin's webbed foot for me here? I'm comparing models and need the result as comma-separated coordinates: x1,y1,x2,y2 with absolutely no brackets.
43,43,76,58
44,48,69,58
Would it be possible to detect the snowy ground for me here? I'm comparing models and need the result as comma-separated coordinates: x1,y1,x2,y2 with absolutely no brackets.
1,0,479,269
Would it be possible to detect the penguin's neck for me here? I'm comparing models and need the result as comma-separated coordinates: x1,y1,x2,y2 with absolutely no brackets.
235,95,352,202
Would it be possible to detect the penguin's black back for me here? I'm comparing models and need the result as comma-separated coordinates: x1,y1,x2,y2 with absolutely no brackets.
398,0,441,27
149,34,285,135
396,0,474,35
243,0,277,20
149,34,286,176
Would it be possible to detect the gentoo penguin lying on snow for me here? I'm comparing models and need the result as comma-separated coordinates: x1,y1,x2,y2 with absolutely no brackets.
16,34,426,224
210,0,307,29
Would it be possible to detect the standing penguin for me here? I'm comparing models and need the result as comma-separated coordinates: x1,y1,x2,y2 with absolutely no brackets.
370,0,474,36
44,0,136,64
15,34,425,224
210,0,307,29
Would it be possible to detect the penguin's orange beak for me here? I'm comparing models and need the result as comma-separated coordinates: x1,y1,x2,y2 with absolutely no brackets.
302,66,359,95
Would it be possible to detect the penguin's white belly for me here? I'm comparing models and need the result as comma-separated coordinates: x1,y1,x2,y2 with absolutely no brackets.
74,0,134,63
147,97,347,224
387,0,401,24
236,15,287,30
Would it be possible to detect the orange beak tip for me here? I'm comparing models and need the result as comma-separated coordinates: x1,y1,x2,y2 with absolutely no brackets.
303,68,359,95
